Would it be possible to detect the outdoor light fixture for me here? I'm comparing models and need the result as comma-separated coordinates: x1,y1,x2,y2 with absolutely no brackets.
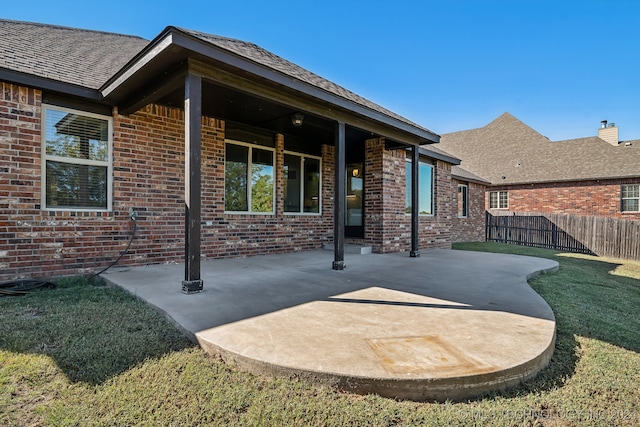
352,168,360,177
291,113,304,127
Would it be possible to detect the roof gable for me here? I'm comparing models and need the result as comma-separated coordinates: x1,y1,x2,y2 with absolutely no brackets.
176,27,434,135
1,19,437,145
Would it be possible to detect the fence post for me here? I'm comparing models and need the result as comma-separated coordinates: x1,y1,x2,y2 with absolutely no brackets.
485,211,490,242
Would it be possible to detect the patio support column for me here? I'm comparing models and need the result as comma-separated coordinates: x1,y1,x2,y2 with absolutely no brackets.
182,70,204,293
410,144,420,257
333,121,346,270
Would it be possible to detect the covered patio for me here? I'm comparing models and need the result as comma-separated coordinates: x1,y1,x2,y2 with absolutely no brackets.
103,248,558,401
100,26,441,293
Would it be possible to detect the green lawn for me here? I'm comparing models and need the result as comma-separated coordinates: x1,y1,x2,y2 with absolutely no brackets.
1,243,639,426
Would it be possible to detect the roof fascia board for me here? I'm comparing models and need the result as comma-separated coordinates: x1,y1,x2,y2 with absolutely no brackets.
0,68,103,100
101,31,175,97
418,147,461,165
187,59,429,146
451,173,491,185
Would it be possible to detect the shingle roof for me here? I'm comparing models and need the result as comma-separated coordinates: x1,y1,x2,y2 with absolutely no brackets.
177,28,436,135
451,166,491,185
0,19,437,140
0,19,149,89
439,112,640,185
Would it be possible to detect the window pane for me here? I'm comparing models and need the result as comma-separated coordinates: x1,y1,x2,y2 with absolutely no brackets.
225,144,248,211
622,184,639,198
499,191,508,208
458,185,468,217
45,161,107,209
251,148,274,212
418,163,433,215
346,163,363,226
45,109,109,161
284,154,301,212
623,199,639,212
405,162,411,214
489,192,497,209
303,157,320,213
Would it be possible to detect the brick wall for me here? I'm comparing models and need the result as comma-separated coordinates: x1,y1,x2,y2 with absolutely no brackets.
1,81,462,281
1,86,334,281
451,179,486,242
362,140,453,253
1,84,140,281
487,179,640,220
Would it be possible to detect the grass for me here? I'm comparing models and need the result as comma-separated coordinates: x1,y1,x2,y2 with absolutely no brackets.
1,243,639,426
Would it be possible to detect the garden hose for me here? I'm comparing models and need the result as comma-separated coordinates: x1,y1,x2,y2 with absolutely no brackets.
0,279,57,296
89,213,138,279
1,212,137,296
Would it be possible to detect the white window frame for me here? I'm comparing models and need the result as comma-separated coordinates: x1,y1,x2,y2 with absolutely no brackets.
224,140,275,215
283,150,322,216
621,184,640,212
405,158,435,216
489,191,508,209
457,184,468,218
41,104,113,212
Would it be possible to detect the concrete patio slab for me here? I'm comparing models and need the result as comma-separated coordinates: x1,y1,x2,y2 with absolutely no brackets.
103,248,559,401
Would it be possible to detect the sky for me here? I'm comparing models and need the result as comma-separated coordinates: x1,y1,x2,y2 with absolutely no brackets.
3,0,640,141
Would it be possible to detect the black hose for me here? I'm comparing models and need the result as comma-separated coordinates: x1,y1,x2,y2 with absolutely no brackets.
0,279,56,296
0,215,137,296
89,217,137,279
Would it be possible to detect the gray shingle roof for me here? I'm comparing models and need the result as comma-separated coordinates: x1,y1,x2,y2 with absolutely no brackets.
0,19,149,89
451,166,491,185
439,112,640,185
178,28,436,135
0,19,437,140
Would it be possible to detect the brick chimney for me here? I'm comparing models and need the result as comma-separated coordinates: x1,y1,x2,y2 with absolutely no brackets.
598,120,619,146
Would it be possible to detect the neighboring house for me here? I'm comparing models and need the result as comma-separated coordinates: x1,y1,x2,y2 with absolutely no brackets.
439,113,640,219
0,19,482,285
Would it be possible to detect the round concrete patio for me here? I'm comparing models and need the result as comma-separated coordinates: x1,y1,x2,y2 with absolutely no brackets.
105,249,559,401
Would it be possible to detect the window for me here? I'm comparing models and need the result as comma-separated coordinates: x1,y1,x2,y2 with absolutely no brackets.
42,105,112,210
489,191,508,209
458,184,468,218
405,159,434,215
621,184,639,212
225,141,274,213
284,153,321,214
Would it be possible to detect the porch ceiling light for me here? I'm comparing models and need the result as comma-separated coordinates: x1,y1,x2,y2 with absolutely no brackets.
292,113,304,127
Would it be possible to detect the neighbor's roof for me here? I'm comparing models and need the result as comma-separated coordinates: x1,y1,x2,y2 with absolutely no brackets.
0,19,149,90
451,166,491,185
439,112,640,185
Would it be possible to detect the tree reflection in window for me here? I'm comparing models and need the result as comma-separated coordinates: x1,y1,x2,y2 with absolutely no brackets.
225,142,274,213
251,148,273,213
225,144,248,211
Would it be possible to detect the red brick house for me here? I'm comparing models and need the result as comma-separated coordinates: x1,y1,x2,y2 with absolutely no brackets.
0,19,484,287
439,113,640,220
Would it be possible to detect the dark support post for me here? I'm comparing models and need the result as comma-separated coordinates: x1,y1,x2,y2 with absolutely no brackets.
410,144,420,257
333,121,346,270
182,70,204,293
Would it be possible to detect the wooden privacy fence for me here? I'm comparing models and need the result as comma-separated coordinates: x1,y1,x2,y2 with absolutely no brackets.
486,212,640,261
